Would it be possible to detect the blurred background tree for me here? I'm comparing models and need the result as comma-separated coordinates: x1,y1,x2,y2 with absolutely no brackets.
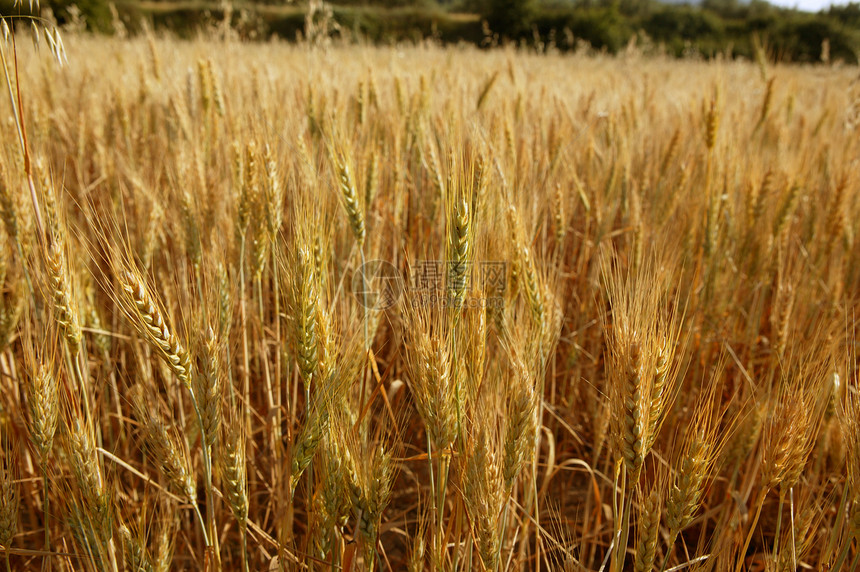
0,0,857,63
483,0,537,37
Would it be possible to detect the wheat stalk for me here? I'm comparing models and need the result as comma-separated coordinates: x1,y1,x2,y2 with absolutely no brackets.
0,448,17,555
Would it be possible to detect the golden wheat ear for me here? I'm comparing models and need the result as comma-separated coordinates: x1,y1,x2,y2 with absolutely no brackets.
129,388,197,505
118,524,155,572
115,268,193,388
194,326,223,449
633,478,662,572
461,414,505,572
63,413,112,545
218,410,248,528
23,341,59,466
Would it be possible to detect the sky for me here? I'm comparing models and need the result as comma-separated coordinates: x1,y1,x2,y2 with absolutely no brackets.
767,0,848,11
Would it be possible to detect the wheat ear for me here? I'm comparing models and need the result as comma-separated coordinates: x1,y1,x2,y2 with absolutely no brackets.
634,485,661,572
348,443,393,570
292,245,319,388
118,269,193,387
502,359,537,490
27,363,58,464
447,195,471,309
219,415,249,572
462,428,504,571
194,326,223,449
65,416,112,543
333,152,366,246
118,525,154,572
46,239,82,352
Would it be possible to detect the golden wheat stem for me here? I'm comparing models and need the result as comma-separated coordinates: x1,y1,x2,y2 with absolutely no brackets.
657,526,684,572
360,248,369,353
42,465,51,572
192,502,210,548
0,36,47,246
735,488,767,572
71,353,93,426
824,483,850,564
850,550,860,572
269,245,286,568
0,30,21,154
424,433,440,568
834,525,859,572
357,248,371,437
238,236,252,461
657,532,679,572
514,454,541,570
457,507,468,572
241,525,249,572
97,460,121,572
610,465,631,572
197,271,207,325
530,348,547,572
60,349,95,443
618,486,635,572
190,390,219,569
224,341,237,410
833,540,852,572
496,501,509,572
602,464,621,572
23,139,46,246
435,453,450,568
14,241,35,306
771,488,786,567
255,277,276,453
217,264,237,411
304,380,313,516
271,246,283,446
789,487,796,571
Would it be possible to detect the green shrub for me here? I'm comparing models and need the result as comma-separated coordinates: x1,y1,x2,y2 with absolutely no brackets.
645,6,724,41
483,0,536,39
535,4,634,53
775,16,858,62
46,0,113,32
266,5,481,44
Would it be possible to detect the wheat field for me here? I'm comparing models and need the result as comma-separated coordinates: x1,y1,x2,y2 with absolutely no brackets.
0,30,858,571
